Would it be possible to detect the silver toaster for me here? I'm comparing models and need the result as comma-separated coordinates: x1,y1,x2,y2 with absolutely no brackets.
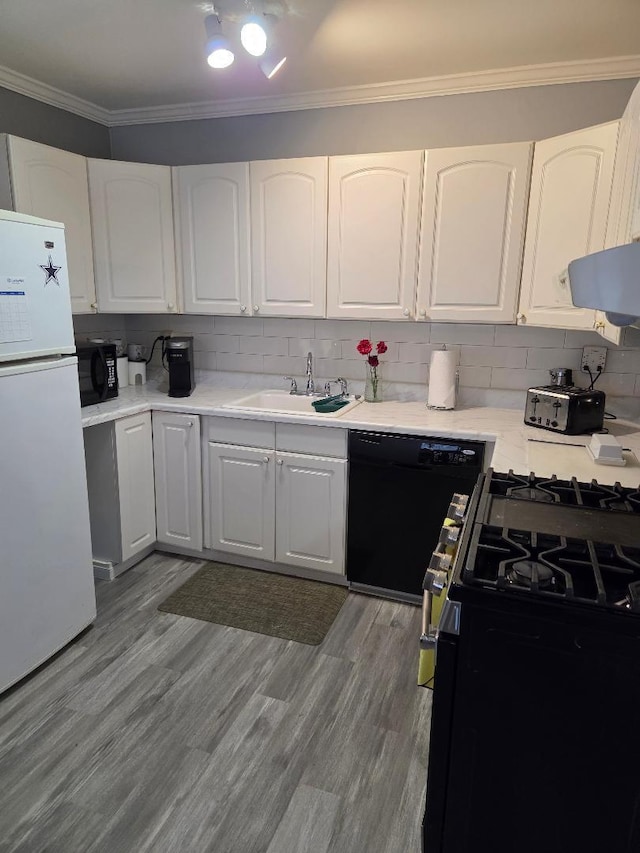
524,386,606,435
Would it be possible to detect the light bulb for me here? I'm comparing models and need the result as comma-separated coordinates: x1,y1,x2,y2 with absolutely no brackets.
241,19,267,57
204,15,234,69
207,42,234,68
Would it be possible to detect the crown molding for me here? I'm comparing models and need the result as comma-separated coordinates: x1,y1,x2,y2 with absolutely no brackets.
0,64,110,125
1,55,639,129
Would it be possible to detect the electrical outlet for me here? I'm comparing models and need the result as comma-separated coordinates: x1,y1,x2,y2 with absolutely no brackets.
581,346,607,374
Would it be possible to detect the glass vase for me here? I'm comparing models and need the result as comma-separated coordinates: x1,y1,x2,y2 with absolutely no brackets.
364,362,383,403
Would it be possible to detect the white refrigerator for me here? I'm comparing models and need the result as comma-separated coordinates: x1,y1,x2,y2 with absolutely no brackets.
0,209,96,694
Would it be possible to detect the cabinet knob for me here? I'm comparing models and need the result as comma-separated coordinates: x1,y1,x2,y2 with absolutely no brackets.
187,420,193,427
240,304,247,313
517,312,526,323
90,302,97,310
403,308,410,317
419,309,427,318
168,302,175,310
263,456,270,463
253,305,260,313
277,458,283,466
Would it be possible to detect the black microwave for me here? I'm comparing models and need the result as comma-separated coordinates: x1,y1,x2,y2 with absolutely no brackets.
76,343,118,407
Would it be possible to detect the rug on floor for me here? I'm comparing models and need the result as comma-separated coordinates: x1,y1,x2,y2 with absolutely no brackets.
158,561,349,645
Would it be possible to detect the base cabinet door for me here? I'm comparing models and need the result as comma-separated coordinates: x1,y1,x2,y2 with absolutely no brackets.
115,412,157,562
152,412,202,551
6,136,97,314
518,122,619,330
207,443,275,560
275,452,347,574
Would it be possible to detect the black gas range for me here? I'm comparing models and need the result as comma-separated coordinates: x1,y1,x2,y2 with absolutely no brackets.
423,469,640,853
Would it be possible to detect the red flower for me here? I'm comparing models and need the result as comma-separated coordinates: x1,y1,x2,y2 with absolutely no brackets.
376,341,388,355
368,355,379,367
357,339,372,355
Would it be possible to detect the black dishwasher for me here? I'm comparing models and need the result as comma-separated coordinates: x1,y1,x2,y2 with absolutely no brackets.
346,430,484,602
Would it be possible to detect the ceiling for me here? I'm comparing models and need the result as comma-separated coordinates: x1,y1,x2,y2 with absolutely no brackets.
1,0,639,124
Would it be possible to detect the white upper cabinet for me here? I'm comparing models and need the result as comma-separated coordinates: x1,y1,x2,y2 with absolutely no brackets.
250,157,327,317
174,162,251,315
518,122,619,330
7,136,97,314
327,151,423,320
607,80,640,247
88,159,177,313
417,142,532,323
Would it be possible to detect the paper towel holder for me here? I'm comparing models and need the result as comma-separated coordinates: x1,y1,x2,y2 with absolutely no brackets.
427,345,459,411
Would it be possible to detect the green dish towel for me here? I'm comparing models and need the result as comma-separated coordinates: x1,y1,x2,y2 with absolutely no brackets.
312,396,349,413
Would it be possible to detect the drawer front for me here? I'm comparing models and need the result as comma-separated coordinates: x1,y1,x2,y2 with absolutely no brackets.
205,416,275,448
276,423,347,458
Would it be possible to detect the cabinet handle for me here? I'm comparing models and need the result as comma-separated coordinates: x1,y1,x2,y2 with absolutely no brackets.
240,304,247,313
403,308,410,317
168,302,175,310
277,458,283,466
253,305,260,313
263,456,270,463
419,309,426,318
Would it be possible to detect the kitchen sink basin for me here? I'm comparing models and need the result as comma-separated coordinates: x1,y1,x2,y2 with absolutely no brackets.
222,390,362,417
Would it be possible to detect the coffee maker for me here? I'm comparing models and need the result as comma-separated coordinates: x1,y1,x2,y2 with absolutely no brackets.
166,336,195,397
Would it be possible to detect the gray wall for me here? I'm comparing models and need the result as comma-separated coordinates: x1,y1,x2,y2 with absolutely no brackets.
0,86,110,158
110,78,639,165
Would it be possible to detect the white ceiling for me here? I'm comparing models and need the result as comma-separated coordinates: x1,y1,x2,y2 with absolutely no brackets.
1,0,640,124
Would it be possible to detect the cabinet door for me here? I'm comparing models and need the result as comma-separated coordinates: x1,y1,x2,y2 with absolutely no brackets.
88,159,177,313
327,151,423,320
8,136,97,314
115,412,156,562
152,412,202,551
518,122,619,330
174,163,251,315
206,443,275,560
275,452,347,575
417,143,532,323
250,157,327,317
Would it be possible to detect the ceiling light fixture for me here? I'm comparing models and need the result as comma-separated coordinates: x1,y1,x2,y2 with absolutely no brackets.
240,16,267,57
204,15,234,69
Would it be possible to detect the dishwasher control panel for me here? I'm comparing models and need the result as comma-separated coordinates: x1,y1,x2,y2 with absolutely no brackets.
418,440,482,466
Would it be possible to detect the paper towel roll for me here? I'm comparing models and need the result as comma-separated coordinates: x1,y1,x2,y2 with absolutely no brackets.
428,349,458,410
117,356,129,388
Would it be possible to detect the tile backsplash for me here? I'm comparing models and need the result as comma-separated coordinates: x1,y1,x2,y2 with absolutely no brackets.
85,314,640,400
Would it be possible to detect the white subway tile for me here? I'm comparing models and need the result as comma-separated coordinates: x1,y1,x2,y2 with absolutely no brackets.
289,338,343,359
490,368,550,390
262,318,316,338
370,321,431,343
458,366,492,388
314,319,372,341
237,335,289,356
195,352,216,371
210,334,239,353
494,326,566,347
623,326,640,347
385,361,429,384
526,348,582,370
564,329,610,348
430,323,495,346
588,372,636,396
398,342,433,363
460,346,526,368
605,349,640,374
315,357,354,380
635,376,640,396
216,353,264,372
342,339,400,362
214,316,264,335
262,355,301,377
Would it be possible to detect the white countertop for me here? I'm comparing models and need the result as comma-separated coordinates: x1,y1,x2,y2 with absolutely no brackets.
81,378,640,486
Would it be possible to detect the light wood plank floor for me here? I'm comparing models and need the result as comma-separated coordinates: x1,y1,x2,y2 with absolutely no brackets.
0,553,432,853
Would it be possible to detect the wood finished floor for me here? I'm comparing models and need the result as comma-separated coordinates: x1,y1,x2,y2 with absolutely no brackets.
0,553,432,853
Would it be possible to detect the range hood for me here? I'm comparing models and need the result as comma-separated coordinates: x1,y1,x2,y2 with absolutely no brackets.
568,242,640,326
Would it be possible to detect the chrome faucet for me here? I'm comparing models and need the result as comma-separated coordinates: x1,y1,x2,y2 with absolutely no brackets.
324,378,349,398
305,351,315,395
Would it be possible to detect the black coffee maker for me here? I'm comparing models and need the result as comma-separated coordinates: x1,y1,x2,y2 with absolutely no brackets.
166,336,195,397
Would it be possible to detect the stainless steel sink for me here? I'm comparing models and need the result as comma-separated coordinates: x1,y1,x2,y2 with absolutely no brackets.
222,390,362,418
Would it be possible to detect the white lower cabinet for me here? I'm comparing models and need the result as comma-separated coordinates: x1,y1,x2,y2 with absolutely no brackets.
83,411,156,578
207,443,276,560
275,452,347,575
152,412,202,551
204,419,347,575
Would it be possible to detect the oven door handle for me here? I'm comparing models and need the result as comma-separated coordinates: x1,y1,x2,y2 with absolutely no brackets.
420,564,449,649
